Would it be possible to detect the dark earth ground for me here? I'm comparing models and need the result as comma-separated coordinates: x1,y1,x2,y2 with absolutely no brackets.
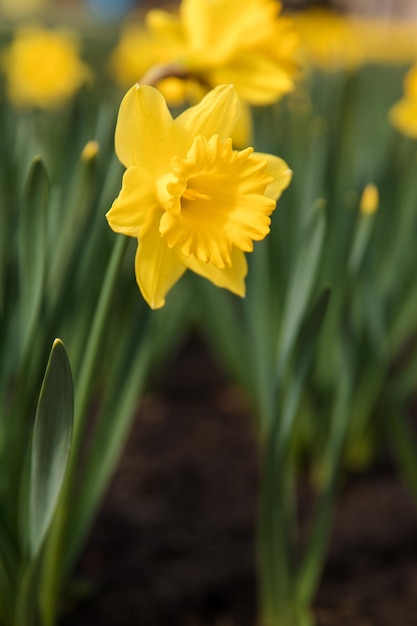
61,335,417,626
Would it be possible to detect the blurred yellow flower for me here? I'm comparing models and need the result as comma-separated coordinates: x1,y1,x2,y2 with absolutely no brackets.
294,9,417,72
2,25,91,109
389,64,417,139
110,0,299,107
293,9,363,72
108,23,159,87
106,84,292,309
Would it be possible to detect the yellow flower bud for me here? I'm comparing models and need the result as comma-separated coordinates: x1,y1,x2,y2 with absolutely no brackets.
359,184,379,215
81,140,100,161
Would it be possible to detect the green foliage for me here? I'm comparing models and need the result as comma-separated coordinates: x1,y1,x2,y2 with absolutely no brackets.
195,62,417,625
1,15,417,626
28,339,73,559
0,67,189,625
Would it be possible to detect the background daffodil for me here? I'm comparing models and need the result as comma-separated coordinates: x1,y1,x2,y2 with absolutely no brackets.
110,0,299,107
389,63,417,138
1,24,91,109
106,84,292,309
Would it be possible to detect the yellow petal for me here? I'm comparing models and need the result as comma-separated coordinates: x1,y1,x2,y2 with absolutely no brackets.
135,220,186,309
211,53,294,105
181,0,284,66
146,8,184,55
231,99,253,148
173,84,240,153
405,65,417,99
389,98,417,139
254,153,292,200
115,84,174,171
106,166,158,238
184,247,247,297
108,25,158,87
181,0,242,64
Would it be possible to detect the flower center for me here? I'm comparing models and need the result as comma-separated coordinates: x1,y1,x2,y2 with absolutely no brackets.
159,134,275,269
182,187,212,202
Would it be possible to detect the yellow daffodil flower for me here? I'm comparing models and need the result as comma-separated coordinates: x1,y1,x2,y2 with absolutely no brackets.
2,25,91,109
106,84,292,309
389,63,417,139
110,0,299,107
294,9,417,72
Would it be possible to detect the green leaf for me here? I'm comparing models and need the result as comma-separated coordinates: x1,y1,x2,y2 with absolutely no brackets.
347,210,376,276
28,339,74,558
18,157,49,360
277,199,326,373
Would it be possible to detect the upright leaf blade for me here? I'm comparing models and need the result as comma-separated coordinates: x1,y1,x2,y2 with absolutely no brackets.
29,339,73,558
18,156,49,360
277,200,326,372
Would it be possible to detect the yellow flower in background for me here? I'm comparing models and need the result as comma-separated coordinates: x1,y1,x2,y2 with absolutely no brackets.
108,23,160,88
293,9,417,72
293,9,363,73
106,84,292,309
389,64,417,139
110,0,299,107
2,25,91,109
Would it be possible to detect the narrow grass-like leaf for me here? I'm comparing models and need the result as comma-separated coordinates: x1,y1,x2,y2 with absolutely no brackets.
277,200,326,373
29,339,73,558
18,157,49,360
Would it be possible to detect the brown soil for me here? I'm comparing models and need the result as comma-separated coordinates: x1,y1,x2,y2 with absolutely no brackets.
60,335,417,626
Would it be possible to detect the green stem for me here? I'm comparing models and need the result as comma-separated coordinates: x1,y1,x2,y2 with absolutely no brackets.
72,234,129,452
295,364,351,607
257,391,299,626
39,233,129,626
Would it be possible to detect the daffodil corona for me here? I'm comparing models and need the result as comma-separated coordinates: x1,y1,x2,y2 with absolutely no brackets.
106,84,292,309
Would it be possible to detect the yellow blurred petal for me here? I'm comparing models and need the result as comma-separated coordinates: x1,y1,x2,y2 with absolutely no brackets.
173,84,240,150
135,221,186,309
182,0,287,66
108,25,157,86
115,84,174,171
106,166,158,237
146,8,184,56
389,98,417,139
184,247,247,297
211,53,294,105
181,0,243,64
231,99,253,148
254,153,293,200
404,64,417,99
